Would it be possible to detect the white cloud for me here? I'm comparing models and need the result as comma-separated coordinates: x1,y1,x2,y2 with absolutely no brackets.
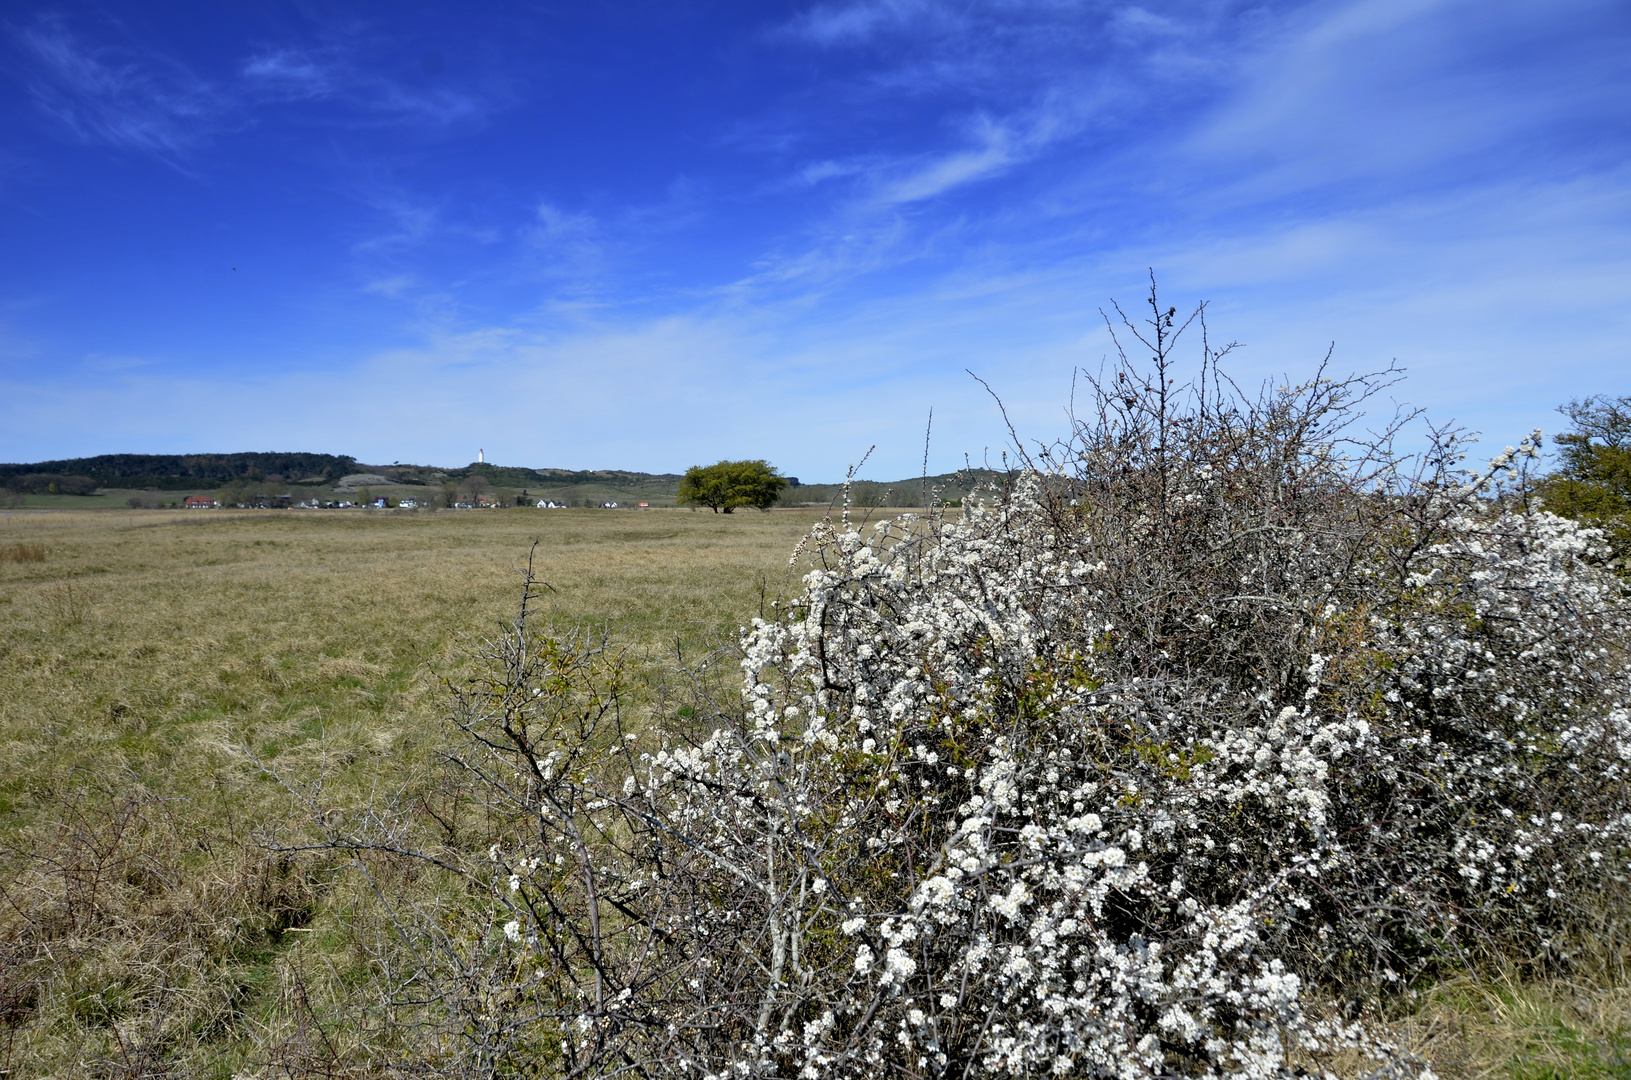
8,0,1628,486
781,0,940,47
524,203,601,272
798,159,864,186
363,275,417,298
15,16,494,168
1107,7,1185,43
241,48,334,99
530,203,596,243
241,38,486,124
366,80,484,126
878,119,1015,204
355,208,436,253
15,16,229,160
8,162,1627,480
0,295,1016,480
1184,0,1631,200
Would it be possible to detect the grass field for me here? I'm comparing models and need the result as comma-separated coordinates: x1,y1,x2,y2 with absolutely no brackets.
0,507,828,1076
3,491,219,510
0,506,826,840
0,507,1626,1077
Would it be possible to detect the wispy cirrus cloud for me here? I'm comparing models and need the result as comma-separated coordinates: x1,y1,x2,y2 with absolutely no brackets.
786,117,1022,208
9,14,495,166
870,96,1087,207
351,194,443,255
240,47,334,101
13,14,233,160
1185,0,1631,202
238,37,489,126
797,159,865,186
362,274,417,299
744,3,1234,288
778,0,1221,100
4,0,1627,482
875,117,1017,204
515,202,609,290
746,101,1079,290
750,0,1631,298
526,203,599,259
780,0,948,47
1106,7,1186,43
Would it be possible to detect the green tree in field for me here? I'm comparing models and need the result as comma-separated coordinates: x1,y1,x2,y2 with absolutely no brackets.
677,459,787,513
1536,394,1631,569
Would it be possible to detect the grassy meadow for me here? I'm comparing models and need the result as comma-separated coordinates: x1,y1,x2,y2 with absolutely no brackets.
2,491,219,511
0,506,826,1076
0,506,1626,1078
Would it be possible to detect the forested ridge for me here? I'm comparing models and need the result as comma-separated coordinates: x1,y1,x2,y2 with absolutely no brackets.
0,452,357,490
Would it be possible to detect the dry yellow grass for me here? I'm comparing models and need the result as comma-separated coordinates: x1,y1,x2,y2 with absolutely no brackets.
0,507,824,824
0,507,825,1076
0,506,1626,1078
1398,978,1631,1079
1293,978,1631,1080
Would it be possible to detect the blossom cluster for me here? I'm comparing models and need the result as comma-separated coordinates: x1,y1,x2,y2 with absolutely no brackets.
460,371,1628,1079
687,474,1626,1078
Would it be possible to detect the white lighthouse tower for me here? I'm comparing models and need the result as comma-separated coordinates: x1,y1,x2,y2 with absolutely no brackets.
478,448,485,463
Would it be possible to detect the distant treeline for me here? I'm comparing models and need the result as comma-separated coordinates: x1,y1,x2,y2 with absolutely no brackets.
378,461,686,490
2,473,100,495
0,451,1010,506
779,469,1016,508
0,453,358,491
531,466,685,487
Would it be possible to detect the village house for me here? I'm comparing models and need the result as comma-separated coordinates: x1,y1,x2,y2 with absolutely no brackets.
184,496,217,509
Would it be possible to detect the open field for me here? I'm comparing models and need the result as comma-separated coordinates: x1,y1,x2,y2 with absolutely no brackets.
0,507,828,1076
3,483,668,510
0,507,1626,1078
3,491,222,511
0,506,828,836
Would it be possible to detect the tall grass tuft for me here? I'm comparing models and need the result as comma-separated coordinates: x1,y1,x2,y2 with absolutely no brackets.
1,543,44,564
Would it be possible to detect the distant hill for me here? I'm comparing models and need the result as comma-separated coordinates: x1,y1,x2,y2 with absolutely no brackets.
343,462,688,505
332,462,1015,507
369,461,684,491
777,469,1015,508
0,452,1014,506
0,452,357,491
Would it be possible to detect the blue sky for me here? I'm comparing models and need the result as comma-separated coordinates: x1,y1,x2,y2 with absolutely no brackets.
3,0,1628,480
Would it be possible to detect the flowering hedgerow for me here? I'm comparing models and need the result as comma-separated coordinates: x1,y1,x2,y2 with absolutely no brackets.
693,479,1628,1079
334,301,1628,1079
